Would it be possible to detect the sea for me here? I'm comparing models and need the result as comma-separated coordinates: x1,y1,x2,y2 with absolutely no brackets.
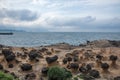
0,32,120,47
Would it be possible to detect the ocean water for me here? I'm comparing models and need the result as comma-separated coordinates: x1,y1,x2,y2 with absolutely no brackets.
0,32,120,47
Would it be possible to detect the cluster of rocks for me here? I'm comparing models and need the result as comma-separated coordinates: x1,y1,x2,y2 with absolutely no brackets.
61,49,120,80
2,49,16,62
82,40,120,47
0,43,120,80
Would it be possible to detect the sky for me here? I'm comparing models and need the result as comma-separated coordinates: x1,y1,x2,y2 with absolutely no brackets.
0,0,120,32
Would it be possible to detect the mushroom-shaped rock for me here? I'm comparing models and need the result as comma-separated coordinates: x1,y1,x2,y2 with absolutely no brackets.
6,54,15,62
89,70,100,78
29,50,39,60
62,58,68,64
25,73,36,80
79,64,92,74
0,64,3,70
101,63,109,72
79,66,87,73
86,64,92,71
46,55,58,64
96,54,103,60
110,55,118,61
21,63,32,71
114,76,120,80
2,49,13,57
41,67,49,75
67,57,72,62
70,63,79,70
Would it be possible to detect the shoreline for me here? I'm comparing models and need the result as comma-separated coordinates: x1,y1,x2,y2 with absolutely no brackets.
0,39,120,48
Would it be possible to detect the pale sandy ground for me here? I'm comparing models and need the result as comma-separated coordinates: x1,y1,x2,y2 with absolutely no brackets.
0,45,120,80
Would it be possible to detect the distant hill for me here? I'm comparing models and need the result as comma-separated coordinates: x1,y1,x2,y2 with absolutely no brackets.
0,29,26,32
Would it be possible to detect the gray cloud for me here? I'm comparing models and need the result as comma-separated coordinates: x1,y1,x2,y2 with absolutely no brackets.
0,8,38,21
46,16,96,27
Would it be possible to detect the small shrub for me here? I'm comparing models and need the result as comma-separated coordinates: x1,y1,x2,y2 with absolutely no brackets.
0,71,19,80
47,66,72,80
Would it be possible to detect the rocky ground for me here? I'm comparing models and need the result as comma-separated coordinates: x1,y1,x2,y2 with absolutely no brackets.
0,40,120,80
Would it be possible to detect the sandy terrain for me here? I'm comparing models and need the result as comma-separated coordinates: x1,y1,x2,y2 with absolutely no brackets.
0,40,120,80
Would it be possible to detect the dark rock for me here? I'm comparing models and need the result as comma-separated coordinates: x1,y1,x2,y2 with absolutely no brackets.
67,57,72,62
25,73,36,80
110,55,118,61
79,64,92,73
2,49,13,57
8,64,14,68
2,49,16,62
114,76,120,80
62,58,68,64
109,40,120,47
86,64,92,71
46,55,58,64
41,67,49,75
6,54,15,62
101,63,109,70
79,66,87,73
40,48,48,52
73,56,79,62
70,63,79,70
21,63,32,71
0,64,3,70
29,50,39,60
35,58,39,62
96,54,103,60
89,70,100,78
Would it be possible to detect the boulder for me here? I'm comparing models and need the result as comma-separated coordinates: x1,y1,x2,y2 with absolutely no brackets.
41,67,49,75
21,63,32,71
25,73,36,80
62,58,68,64
89,70,100,78
6,54,15,62
101,63,109,70
46,55,58,64
110,55,118,61
70,63,79,70
29,50,39,60
2,49,13,57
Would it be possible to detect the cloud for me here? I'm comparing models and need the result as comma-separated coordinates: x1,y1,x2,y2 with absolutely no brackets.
0,8,38,21
0,0,120,32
